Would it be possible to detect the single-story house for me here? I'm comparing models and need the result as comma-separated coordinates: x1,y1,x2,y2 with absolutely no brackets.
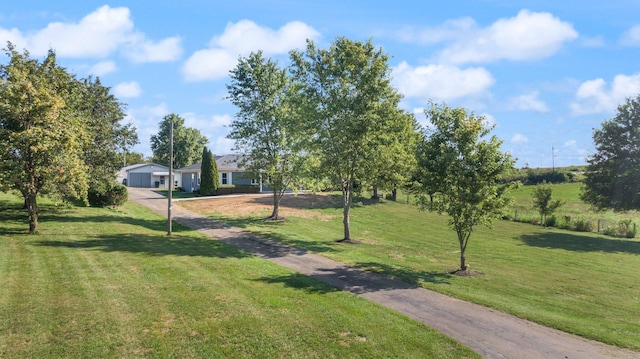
177,154,261,193
119,163,179,189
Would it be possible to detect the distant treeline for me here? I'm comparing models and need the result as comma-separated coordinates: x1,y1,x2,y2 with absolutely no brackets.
503,167,586,185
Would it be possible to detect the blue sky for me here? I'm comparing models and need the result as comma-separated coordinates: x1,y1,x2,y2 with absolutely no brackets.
2,1,640,168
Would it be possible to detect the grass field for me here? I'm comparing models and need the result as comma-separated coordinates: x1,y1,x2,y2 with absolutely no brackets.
182,193,640,351
0,192,477,358
506,182,640,236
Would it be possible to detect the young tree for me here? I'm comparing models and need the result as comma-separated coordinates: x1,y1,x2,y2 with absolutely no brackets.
532,181,562,227
290,37,411,239
0,44,89,233
415,102,516,272
199,147,218,195
581,95,640,210
227,51,308,219
150,114,208,169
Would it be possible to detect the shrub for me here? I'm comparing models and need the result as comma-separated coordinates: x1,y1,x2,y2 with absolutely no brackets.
88,182,128,207
572,218,594,232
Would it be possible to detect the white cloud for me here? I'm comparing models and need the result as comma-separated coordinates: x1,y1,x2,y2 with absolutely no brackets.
113,81,142,98
182,112,232,132
620,24,640,46
507,91,549,112
570,73,640,115
89,60,118,76
182,20,320,82
125,36,182,63
581,35,605,48
0,5,182,62
511,133,529,144
433,10,577,64
564,140,577,148
126,103,170,156
213,136,235,155
392,61,494,101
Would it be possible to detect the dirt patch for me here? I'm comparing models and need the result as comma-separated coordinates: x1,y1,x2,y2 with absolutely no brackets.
179,193,341,220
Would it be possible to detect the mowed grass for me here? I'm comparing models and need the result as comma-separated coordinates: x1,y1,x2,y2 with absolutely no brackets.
507,182,640,226
189,195,640,351
0,192,477,358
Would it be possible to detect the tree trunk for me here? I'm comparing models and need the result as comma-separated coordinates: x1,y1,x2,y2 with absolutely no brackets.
270,189,280,220
341,184,352,241
343,204,351,241
391,188,397,201
26,194,38,234
372,185,379,199
460,251,467,271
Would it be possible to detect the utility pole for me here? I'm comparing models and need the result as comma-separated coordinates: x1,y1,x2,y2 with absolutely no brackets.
552,144,555,174
168,117,173,235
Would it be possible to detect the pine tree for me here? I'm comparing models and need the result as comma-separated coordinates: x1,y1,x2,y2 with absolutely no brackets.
199,147,215,195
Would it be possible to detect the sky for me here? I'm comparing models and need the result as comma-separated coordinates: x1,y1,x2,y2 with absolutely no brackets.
2,0,640,168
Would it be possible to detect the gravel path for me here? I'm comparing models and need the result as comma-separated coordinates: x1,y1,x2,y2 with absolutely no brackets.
129,188,640,359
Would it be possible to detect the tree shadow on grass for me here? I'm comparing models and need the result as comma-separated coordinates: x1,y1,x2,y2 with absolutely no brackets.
353,262,451,287
253,273,340,295
32,232,250,259
0,201,77,235
520,232,640,254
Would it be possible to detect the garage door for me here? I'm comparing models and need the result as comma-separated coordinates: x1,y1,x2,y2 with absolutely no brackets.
129,173,152,187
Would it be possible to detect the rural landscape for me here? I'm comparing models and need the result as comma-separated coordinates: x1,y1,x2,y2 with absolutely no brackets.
2,2,640,358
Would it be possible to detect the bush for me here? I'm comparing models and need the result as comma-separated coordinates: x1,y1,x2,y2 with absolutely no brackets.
603,219,637,238
572,218,594,232
88,182,128,207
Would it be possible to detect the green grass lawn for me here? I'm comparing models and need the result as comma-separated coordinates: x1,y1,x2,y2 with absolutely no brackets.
186,194,640,351
506,182,640,232
0,192,477,358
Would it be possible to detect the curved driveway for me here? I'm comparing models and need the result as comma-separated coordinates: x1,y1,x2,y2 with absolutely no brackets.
129,187,639,359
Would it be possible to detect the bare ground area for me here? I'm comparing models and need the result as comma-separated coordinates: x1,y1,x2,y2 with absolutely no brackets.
179,193,342,220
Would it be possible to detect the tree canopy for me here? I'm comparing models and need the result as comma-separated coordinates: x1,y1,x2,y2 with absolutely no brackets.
0,43,139,232
150,113,208,169
0,44,88,233
227,51,308,219
581,95,640,210
415,102,516,271
532,181,562,227
290,37,415,240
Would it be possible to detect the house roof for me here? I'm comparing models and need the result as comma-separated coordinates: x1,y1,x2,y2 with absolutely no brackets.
176,154,249,172
122,162,169,172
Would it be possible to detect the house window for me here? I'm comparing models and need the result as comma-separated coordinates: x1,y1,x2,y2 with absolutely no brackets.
159,176,165,185
197,173,200,185
251,178,258,185
221,173,228,185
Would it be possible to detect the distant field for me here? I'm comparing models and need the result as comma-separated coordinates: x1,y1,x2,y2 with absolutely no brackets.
506,182,640,235
183,193,640,350
0,192,476,358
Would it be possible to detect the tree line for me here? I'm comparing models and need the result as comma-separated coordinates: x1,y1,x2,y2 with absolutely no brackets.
3,36,638,272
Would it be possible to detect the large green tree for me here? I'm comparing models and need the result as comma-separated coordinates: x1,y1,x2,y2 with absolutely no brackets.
199,146,218,195
290,37,412,240
72,76,138,197
581,95,640,210
150,113,208,169
227,51,308,219
415,103,516,272
0,44,89,233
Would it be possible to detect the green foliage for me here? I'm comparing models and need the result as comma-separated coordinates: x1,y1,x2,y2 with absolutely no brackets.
415,102,517,271
88,182,128,207
582,94,640,210
199,147,217,195
290,37,416,238
531,181,563,227
0,43,89,233
150,113,208,169
227,51,308,219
